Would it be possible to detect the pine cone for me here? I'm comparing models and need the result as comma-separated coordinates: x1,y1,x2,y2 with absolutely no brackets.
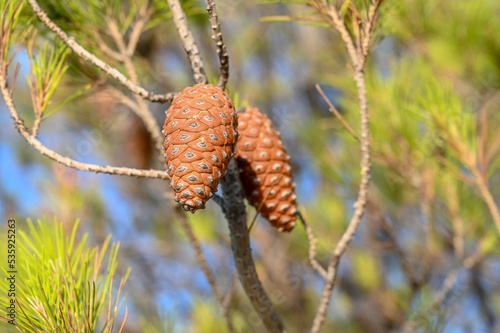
235,107,297,231
163,84,238,212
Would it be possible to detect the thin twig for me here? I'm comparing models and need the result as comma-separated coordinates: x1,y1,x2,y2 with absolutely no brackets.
205,0,229,90
211,193,225,209
176,210,235,333
310,1,375,332
221,161,286,332
27,0,177,103
0,71,170,180
166,0,208,85
315,83,359,141
298,210,327,279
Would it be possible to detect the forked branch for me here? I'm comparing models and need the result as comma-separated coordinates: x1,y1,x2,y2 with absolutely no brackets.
0,71,170,181
308,1,380,332
27,0,177,103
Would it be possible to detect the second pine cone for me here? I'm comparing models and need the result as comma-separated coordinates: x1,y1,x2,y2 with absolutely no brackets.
235,107,297,231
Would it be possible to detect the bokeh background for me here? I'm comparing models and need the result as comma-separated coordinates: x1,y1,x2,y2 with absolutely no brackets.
1,0,500,332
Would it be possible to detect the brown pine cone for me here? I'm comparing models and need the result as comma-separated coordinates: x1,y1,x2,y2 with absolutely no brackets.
163,84,238,212
235,107,297,231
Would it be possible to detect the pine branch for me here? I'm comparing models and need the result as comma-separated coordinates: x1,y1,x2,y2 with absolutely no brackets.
27,0,177,103
309,1,381,332
0,71,170,181
298,211,327,279
221,161,286,333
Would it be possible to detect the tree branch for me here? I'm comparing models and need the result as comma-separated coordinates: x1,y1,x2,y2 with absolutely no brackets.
316,83,359,142
221,161,286,333
205,0,229,90
0,71,170,180
166,0,208,85
26,0,177,103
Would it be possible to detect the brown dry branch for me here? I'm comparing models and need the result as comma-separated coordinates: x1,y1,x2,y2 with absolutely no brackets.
166,0,208,85
221,161,286,333
26,0,177,103
0,71,170,180
205,0,229,90
298,211,327,279
176,210,235,333
308,1,381,332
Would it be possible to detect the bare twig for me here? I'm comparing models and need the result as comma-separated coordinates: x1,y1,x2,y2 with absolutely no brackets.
27,0,177,103
221,161,286,332
0,71,170,180
315,83,359,142
298,210,327,279
311,65,370,333
211,193,225,209
205,0,229,90
309,1,377,332
166,0,208,85
176,210,235,333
